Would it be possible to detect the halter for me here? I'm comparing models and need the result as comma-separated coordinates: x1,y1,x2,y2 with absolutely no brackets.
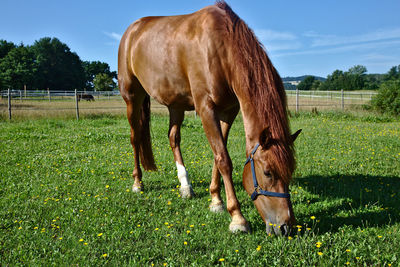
244,143,290,200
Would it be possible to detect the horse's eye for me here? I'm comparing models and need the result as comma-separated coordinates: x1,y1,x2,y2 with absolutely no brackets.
264,170,272,177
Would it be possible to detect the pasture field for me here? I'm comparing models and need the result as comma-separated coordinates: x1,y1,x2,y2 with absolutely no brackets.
1,112,400,266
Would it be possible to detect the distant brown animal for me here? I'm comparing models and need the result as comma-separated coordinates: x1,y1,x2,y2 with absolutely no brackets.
118,1,301,235
77,94,95,101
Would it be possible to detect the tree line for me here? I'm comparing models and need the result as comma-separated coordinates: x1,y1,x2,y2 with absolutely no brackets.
297,65,399,91
0,38,117,91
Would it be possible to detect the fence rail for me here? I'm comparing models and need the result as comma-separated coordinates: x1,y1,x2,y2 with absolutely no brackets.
1,89,378,120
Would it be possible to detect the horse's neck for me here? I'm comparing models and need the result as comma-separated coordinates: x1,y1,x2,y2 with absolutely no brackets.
239,99,265,154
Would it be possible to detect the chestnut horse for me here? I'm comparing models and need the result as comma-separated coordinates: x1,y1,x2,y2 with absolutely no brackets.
118,1,301,235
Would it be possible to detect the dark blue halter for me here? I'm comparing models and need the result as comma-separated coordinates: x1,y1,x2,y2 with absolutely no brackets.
244,143,290,200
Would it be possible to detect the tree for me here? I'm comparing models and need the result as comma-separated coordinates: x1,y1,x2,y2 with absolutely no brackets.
384,65,400,81
0,40,16,59
319,65,368,91
0,45,37,90
297,76,315,90
31,37,85,90
93,73,116,91
82,61,117,90
371,80,400,115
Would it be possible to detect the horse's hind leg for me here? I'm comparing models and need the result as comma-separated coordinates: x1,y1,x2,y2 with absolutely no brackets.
168,108,194,198
121,78,147,192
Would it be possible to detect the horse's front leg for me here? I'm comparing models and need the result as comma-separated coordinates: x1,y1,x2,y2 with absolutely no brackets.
168,108,194,198
209,108,239,213
198,103,249,233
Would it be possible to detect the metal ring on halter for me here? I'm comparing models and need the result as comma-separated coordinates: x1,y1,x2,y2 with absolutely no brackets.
244,143,290,200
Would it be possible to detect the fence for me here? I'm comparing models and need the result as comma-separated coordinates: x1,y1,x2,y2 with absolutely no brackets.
1,89,377,120
286,89,377,112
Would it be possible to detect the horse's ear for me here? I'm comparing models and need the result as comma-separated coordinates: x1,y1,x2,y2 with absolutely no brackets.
259,127,272,148
292,129,302,142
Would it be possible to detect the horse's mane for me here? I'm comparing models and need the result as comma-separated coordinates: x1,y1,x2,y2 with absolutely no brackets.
215,1,295,183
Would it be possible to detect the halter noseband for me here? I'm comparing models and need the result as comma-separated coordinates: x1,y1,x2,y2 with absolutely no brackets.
244,143,290,200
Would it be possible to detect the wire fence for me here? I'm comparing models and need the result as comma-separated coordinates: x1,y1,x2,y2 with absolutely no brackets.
1,89,377,120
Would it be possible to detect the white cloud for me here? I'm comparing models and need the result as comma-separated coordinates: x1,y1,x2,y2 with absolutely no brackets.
104,32,122,41
308,28,400,47
255,29,297,42
273,39,400,58
254,29,300,51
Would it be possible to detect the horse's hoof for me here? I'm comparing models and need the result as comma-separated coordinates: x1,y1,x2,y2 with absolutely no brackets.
229,218,250,233
132,184,143,193
180,185,194,198
209,202,225,213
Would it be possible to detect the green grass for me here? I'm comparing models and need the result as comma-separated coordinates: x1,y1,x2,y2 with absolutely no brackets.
1,112,399,266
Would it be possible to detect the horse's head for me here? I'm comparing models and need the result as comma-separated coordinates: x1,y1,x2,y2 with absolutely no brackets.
243,127,301,236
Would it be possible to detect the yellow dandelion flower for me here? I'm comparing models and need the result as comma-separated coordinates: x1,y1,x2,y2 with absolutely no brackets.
84,242,88,245
184,241,188,245
155,228,159,231
190,225,194,228
378,235,382,238
256,245,261,251
310,216,316,220
106,185,110,188
288,236,293,240
186,230,191,234
219,258,225,262
346,249,351,252
235,250,239,253
317,252,323,256
97,233,103,237
79,239,84,242
102,253,108,258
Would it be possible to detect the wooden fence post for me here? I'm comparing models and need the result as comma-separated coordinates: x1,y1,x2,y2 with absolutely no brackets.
75,89,79,120
296,89,299,113
8,89,12,120
341,89,344,110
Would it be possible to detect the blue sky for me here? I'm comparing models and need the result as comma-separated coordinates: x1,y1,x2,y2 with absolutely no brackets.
2,0,400,77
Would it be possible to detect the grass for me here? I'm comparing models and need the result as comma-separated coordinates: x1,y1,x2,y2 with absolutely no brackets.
1,111,399,266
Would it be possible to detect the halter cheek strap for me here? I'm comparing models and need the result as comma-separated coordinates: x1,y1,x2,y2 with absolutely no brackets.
244,143,290,200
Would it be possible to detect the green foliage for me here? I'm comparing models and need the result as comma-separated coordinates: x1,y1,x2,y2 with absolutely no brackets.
0,45,37,90
384,65,400,81
0,39,16,59
297,76,315,91
0,38,114,91
83,61,117,90
371,80,400,116
1,114,399,265
31,37,86,91
319,65,367,91
93,73,117,91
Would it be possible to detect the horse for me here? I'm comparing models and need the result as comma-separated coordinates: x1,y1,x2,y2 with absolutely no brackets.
78,93,95,101
118,1,301,235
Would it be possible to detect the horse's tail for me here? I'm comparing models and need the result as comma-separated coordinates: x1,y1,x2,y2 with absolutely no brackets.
139,95,157,171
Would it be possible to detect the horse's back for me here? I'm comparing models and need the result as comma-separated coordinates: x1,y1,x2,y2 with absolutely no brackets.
118,5,234,110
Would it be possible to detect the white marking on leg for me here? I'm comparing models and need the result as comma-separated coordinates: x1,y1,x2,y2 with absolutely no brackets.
176,162,194,198
176,162,189,187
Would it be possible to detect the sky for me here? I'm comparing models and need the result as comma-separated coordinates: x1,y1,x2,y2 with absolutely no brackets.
1,0,400,78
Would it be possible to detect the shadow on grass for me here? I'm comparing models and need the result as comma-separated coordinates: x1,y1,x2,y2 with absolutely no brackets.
294,174,400,234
